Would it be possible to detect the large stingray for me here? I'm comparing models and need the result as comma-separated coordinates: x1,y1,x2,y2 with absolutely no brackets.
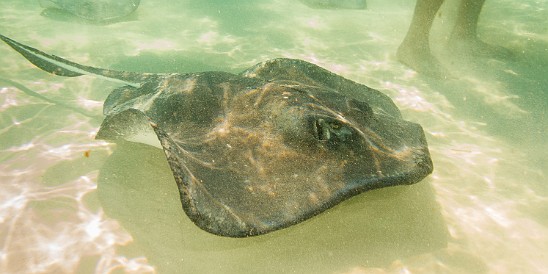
0,34,433,237
39,0,140,23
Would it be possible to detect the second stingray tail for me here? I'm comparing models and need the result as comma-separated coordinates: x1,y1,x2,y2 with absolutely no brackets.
0,34,144,88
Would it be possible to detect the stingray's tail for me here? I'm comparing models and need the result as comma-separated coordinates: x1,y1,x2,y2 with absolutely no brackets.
0,34,145,88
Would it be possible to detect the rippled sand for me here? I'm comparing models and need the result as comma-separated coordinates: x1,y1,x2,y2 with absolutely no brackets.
0,0,546,273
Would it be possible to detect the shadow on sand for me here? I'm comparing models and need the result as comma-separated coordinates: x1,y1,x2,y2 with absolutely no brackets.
97,141,448,273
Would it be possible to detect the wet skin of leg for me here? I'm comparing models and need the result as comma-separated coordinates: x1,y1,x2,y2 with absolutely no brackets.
448,0,514,58
397,0,448,78
397,0,513,78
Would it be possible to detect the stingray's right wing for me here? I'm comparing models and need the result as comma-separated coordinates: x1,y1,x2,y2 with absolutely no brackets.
241,58,402,118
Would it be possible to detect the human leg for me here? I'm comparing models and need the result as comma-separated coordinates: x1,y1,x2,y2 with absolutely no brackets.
451,0,485,39
397,0,448,78
448,0,513,58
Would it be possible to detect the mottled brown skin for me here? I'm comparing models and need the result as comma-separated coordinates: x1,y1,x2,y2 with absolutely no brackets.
97,60,433,237
1,34,433,237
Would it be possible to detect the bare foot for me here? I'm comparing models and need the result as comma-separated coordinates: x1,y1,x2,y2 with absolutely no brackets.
448,37,514,60
397,40,451,79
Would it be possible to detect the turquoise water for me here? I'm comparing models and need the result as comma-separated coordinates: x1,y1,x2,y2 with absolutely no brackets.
0,0,546,273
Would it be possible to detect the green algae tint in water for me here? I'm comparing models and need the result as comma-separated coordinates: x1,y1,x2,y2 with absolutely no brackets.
0,0,546,273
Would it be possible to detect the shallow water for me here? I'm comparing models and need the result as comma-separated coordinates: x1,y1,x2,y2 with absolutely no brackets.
0,0,546,273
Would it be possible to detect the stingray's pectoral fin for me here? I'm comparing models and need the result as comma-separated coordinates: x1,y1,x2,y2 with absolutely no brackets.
96,108,161,148
0,34,141,87
150,124,253,237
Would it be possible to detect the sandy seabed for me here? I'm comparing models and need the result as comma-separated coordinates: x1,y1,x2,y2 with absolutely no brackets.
0,0,546,273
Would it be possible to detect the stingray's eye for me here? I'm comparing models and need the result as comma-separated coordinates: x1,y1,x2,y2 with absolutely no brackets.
314,118,353,143
315,119,330,141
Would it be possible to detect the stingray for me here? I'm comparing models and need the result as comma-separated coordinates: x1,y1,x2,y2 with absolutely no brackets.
0,34,433,237
299,0,367,10
39,0,140,23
